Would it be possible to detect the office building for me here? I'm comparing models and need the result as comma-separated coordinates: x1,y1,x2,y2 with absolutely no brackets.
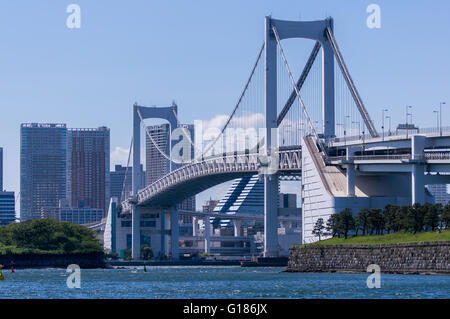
20,123,67,220
67,127,110,215
59,199,103,225
427,184,450,205
202,199,219,212
110,164,145,202
280,193,297,208
0,191,15,226
0,147,3,191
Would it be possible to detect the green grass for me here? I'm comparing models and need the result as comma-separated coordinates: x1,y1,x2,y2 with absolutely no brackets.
303,230,450,246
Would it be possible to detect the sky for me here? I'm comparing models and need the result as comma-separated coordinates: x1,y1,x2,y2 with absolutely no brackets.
0,0,449,210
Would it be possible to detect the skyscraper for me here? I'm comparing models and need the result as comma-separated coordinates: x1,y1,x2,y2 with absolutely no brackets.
67,127,110,216
20,123,67,220
145,123,196,211
110,164,145,202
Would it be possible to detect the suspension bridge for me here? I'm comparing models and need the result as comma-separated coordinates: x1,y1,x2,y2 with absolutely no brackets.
114,17,450,260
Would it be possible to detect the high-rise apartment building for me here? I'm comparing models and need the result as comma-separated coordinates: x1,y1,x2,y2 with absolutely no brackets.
20,123,67,220
67,127,110,216
145,123,196,211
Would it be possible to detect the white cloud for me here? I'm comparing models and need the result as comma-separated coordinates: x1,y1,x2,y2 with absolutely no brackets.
111,146,130,166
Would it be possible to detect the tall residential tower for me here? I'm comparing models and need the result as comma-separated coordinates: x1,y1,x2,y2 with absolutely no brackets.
67,127,110,216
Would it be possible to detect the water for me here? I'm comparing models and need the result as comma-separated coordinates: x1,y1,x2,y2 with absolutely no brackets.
0,266,448,299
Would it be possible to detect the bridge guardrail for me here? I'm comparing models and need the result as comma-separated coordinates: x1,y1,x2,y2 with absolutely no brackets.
329,125,450,144
121,148,301,211
326,152,450,163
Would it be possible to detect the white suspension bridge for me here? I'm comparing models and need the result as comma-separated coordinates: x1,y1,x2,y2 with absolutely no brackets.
107,17,450,259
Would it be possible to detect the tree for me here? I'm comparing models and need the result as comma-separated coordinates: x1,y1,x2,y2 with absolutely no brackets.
408,203,426,234
383,204,398,234
355,208,369,236
395,206,411,232
0,219,103,254
424,203,441,231
367,209,383,235
326,214,340,238
337,208,355,239
312,218,326,241
441,203,450,230
141,245,154,260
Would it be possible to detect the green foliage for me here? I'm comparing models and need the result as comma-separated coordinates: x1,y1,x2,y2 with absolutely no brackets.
306,230,450,246
0,219,103,255
322,201,450,242
199,252,209,259
123,248,132,260
355,208,369,236
141,245,154,260
312,218,326,241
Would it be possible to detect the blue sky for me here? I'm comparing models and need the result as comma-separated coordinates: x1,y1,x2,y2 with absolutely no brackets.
0,0,449,208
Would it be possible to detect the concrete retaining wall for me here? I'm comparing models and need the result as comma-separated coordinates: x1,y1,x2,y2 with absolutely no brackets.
287,241,450,274
0,252,105,269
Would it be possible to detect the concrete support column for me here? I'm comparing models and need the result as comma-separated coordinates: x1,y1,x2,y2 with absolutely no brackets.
411,135,426,205
346,147,356,197
164,212,170,257
204,217,210,254
233,219,242,237
322,21,335,140
170,207,179,260
132,104,141,260
264,175,279,257
192,216,198,237
264,16,279,258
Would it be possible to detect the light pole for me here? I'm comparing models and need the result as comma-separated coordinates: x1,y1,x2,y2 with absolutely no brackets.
440,102,446,136
406,105,412,139
352,121,361,138
382,109,388,141
433,110,439,134
385,115,391,136
337,123,345,151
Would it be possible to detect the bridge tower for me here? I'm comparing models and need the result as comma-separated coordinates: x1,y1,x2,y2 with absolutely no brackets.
264,17,335,257
132,103,178,260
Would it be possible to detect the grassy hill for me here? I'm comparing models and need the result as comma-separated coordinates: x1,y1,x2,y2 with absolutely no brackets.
305,230,450,246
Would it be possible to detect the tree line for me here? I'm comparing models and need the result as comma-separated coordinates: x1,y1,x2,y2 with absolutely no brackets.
312,202,450,240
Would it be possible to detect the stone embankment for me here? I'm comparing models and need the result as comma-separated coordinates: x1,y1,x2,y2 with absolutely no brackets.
287,241,449,274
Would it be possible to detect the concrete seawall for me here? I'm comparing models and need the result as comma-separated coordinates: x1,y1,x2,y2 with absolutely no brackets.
0,253,105,269
287,241,450,274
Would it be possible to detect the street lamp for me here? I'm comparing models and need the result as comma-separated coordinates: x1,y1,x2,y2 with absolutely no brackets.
382,109,388,141
352,120,361,138
336,123,345,150
385,115,391,136
433,110,439,134
406,105,412,138
440,102,446,136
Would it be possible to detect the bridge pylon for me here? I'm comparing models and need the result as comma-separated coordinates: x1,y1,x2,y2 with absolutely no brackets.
131,103,178,260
